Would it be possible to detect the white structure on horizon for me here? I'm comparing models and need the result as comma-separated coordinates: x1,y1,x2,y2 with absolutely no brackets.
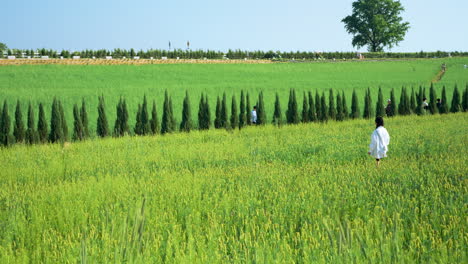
73,56,80,59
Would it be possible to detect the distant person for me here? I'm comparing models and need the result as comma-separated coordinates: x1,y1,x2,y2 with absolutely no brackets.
251,106,257,124
385,99,392,117
441,63,446,72
422,98,429,111
436,98,442,111
368,116,390,168
464,64,467,69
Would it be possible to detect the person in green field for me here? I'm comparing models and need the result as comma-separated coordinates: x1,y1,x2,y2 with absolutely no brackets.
368,116,390,168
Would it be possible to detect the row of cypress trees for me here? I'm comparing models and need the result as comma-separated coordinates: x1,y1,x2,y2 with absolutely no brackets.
1,84,467,147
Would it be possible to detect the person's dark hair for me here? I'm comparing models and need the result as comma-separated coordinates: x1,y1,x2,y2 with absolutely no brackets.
253,106,257,110
423,97,427,101
375,116,384,128
437,98,441,102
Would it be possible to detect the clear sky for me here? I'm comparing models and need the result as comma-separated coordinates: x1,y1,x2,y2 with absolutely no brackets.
2,0,467,52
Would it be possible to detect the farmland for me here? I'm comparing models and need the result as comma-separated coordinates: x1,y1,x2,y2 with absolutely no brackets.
1,58,467,134
0,113,466,262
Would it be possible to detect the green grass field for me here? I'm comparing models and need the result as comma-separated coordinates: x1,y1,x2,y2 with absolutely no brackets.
0,113,466,262
1,58,467,134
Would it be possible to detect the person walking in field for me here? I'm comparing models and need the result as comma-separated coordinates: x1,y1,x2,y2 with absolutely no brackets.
251,106,257,124
368,116,390,168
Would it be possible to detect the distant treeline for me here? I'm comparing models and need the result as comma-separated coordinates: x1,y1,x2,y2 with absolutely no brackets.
2,48,468,60
0,84,467,147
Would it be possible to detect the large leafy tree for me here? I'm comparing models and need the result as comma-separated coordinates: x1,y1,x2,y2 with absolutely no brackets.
342,0,410,52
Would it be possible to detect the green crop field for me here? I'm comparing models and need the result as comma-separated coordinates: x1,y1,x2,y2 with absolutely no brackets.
0,113,466,262
1,58,467,134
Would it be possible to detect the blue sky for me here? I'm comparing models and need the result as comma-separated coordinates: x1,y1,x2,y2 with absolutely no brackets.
2,0,467,52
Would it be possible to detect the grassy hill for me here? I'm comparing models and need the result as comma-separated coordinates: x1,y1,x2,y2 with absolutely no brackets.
0,113,466,262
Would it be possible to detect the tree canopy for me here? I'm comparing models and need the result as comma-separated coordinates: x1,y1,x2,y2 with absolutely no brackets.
342,0,410,52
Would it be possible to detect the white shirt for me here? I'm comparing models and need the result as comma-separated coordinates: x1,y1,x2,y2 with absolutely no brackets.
369,126,390,159
251,110,257,123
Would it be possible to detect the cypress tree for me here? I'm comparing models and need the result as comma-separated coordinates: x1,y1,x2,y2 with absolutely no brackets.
341,91,348,120
320,93,328,122
141,95,150,135
150,100,159,134
328,89,336,120
168,97,176,132
220,93,229,128
429,83,438,114
246,92,252,125
273,92,282,126
198,93,205,130
450,85,461,113
161,91,173,134
180,91,193,132
239,90,246,129
376,87,385,118
121,99,129,135
315,90,321,120
25,102,37,144
59,101,68,141
134,104,142,135
462,84,468,112
214,96,221,129
350,89,360,119
204,95,211,129
256,91,266,125
37,103,48,143
409,87,416,113
113,98,123,136
0,101,12,146
363,88,373,119
389,89,397,117
13,100,25,143
96,95,109,137
415,86,424,115
286,89,299,124
49,98,63,143
398,87,407,115
336,93,344,121
308,91,317,122
440,86,449,114
80,99,89,139
72,104,84,141
230,95,238,129
301,92,309,123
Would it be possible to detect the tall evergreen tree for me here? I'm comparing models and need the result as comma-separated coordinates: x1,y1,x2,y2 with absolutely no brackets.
121,99,129,135
363,88,373,119
246,92,252,125
308,91,317,122
141,95,150,135
341,91,348,120
13,100,25,143
320,93,328,122
450,84,461,113
315,90,321,120
150,100,159,134
409,87,416,113
204,95,211,129
96,95,109,137
113,98,123,136
161,91,173,134
388,89,397,117
0,101,12,146
415,86,424,115
214,96,222,129
336,93,344,121
72,104,84,141
376,87,385,117
59,101,68,141
256,91,266,125
230,95,238,129
286,89,299,124
198,93,205,130
37,103,48,143
273,92,282,126
239,90,246,129
429,83,438,114
168,97,176,132
49,98,63,143
328,89,336,120
398,87,408,115
80,99,89,139
462,84,468,112
439,86,449,114
134,104,142,135
25,102,37,144
301,92,309,123
180,91,193,132
220,93,229,128
350,89,360,119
